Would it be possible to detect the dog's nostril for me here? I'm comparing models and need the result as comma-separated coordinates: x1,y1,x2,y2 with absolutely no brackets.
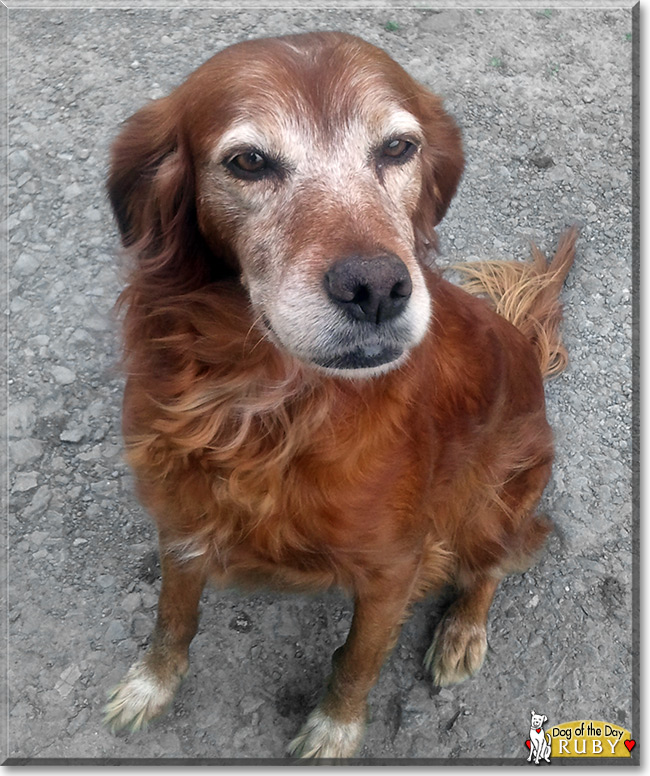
351,285,371,306
390,278,412,299
325,254,412,325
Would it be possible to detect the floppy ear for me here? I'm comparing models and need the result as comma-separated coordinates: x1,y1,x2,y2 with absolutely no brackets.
108,97,181,246
107,97,215,294
412,89,464,256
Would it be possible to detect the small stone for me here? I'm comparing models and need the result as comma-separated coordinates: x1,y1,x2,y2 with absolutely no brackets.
51,365,76,385
67,706,91,735
55,664,81,697
30,531,48,546
140,589,159,609
241,696,265,715
84,314,109,331
60,664,81,684
229,611,252,633
13,472,38,492
531,154,554,169
421,10,462,32
7,400,36,437
437,688,455,702
63,182,83,201
98,574,116,589
121,592,142,613
106,620,127,641
82,205,101,224
131,613,153,637
13,253,41,276
60,426,85,443
10,438,44,465
9,149,30,171
19,203,34,220
24,485,51,517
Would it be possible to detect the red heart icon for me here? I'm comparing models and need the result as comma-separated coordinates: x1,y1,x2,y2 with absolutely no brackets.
624,740,636,752
525,740,531,749
536,728,541,733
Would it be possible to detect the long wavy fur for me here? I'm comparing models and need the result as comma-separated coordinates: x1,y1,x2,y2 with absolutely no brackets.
453,227,578,378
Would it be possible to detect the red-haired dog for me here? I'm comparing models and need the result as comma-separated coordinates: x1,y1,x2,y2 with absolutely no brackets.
104,32,576,758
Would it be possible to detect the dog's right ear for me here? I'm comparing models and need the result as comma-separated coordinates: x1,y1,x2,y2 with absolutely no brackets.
107,97,216,292
108,97,181,247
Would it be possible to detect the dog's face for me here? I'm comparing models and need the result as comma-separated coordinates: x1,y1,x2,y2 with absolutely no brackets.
108,33,464,377
531,713,548,729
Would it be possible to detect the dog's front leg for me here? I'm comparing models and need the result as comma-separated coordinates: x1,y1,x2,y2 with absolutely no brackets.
288,561,419,759
424,573,501,686
105,545,207,731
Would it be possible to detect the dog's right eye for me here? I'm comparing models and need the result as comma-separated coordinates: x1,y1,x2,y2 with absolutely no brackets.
225,150,271,179
232,151,266,173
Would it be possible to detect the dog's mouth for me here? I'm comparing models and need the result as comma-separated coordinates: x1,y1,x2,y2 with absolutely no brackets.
312,344,404,371
259,314,407,375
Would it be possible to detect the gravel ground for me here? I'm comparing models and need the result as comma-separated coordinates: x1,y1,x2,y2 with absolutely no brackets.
5,2,637,764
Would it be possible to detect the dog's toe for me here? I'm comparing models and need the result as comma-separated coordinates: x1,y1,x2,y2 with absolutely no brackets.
424,612,487,686
104,659,181,732
287,707,365,759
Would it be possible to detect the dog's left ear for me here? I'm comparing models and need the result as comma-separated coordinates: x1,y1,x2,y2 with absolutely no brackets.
411,88,464,256
543,715,548,723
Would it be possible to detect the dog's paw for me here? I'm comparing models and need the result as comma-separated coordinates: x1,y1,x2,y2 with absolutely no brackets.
424,613,487,686
104,659,182,732
287,707,365,759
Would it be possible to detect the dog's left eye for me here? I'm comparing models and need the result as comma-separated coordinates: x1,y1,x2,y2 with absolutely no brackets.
380,138,416,162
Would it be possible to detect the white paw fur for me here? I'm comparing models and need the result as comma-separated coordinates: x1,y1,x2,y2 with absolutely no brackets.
288,707,365,759
104,659,181,732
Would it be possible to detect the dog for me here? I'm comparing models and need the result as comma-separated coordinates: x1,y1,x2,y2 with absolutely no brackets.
103,31,576,758
528,711,552,764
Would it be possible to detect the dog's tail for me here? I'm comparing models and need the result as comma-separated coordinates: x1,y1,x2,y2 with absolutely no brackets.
454,227,578,379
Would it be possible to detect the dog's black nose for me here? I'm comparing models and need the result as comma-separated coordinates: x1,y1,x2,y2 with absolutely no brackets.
324,254,412,324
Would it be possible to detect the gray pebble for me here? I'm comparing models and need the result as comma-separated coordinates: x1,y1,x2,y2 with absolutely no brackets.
50,365,76,385
13,253,41,276
105,620,127,642
13,472,38,492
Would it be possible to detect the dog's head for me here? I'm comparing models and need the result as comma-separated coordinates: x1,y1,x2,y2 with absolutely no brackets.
108,32,464,378
530,712,548,729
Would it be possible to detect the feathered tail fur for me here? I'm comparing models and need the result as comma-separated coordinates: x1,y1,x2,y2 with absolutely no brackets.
454,227,578,378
